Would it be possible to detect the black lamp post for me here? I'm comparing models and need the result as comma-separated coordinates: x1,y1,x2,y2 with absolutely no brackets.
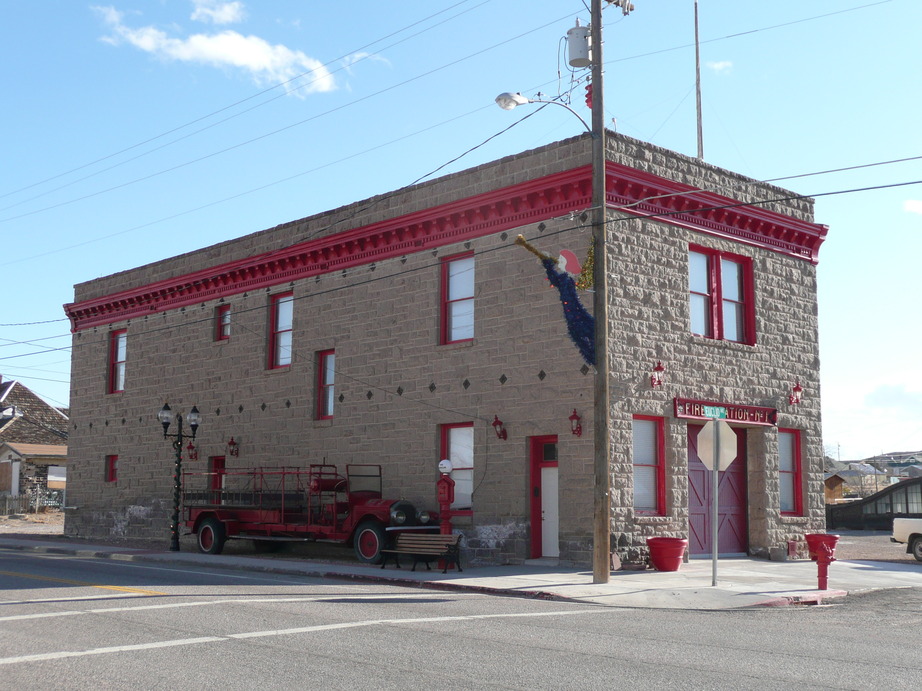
158,403,201,551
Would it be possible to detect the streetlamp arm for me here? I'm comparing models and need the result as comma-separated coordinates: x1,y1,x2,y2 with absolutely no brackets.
494,92,592,134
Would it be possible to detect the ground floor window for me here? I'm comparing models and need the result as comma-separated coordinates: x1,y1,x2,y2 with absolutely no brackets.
440,423,473,510
778,428,802,515
632,416,665,515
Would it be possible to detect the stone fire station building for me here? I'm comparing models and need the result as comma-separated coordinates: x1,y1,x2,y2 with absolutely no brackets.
64,132,827,566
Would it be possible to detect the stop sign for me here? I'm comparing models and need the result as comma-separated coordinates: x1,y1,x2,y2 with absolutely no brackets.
698,419,737,471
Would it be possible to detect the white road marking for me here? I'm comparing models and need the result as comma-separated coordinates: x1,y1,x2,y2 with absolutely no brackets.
0,608,603,665
0,592,466,622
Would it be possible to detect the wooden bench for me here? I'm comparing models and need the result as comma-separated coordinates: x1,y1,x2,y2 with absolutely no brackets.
380,533,463,574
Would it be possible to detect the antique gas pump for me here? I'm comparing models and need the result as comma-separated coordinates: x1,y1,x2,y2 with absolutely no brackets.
437,459,455,536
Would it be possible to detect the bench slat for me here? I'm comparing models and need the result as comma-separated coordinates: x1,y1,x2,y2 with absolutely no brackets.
380,533,462,574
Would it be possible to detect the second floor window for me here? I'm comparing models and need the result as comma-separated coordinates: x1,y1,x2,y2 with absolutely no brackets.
108,330,127,393
689,246,755,344
441,254,474,344
215,304,231,341
317,349,335,419
269,293,293,369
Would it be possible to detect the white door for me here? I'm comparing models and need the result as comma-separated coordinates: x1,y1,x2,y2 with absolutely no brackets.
540,466,560,558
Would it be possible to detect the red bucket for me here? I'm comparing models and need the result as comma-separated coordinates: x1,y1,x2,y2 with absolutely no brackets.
646,537,688,572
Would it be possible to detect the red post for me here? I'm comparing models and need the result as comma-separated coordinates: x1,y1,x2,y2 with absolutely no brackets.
815,542,835,590
436,473,455,535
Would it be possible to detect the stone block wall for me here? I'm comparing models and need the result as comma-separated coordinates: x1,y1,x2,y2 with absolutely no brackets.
66,132,826,565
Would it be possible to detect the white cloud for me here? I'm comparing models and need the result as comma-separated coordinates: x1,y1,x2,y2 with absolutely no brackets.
706,60,732,74
903,199,922,215
95,6,334,96
191,0,246,25
342,51,391,75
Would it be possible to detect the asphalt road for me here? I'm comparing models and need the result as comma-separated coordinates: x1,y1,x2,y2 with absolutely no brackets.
1,547,919,689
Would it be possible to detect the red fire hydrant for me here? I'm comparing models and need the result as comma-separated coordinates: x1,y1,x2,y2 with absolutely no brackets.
805,533,839,590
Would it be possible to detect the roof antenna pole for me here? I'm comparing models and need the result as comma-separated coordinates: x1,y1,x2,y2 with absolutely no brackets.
695,0,704,159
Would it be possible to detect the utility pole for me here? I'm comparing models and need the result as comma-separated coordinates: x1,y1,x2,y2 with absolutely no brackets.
590,0,611,585
591,0,633,584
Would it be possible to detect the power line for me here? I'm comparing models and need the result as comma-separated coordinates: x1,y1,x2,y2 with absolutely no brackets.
0,11,574,227
0,0,485,206
41,172,922,364
5,158,922,358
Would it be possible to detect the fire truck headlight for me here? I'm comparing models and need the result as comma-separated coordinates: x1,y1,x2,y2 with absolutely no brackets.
417,511,432,525
391,508,408,525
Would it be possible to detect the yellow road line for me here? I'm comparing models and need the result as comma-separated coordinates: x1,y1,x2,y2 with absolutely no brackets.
0,570,165,596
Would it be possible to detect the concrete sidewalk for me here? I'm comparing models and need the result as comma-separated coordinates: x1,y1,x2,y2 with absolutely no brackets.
1,536,919,609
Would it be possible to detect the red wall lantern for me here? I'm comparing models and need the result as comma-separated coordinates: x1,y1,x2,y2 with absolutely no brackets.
789,381,804,405
650,361,666,388
491,416,507,440
569,409,582,437
227,437,240,457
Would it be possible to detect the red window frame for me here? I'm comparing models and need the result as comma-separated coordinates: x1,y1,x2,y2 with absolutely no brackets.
632,415,666,515
105,454,118,483
440,253,475,345
268,292,293,369
108,329,127,394
215,304,231,341
440,422,474,512
316,349,335,420
778,428,803,516
689,245,756,345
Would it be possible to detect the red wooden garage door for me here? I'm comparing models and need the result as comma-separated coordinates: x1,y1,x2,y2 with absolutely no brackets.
688,424,748,555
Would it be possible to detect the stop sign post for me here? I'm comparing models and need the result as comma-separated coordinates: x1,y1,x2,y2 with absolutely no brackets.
698,418,736,586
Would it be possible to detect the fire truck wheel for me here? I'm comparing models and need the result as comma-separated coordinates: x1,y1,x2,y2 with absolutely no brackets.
198,517,226,555
354,521,386,564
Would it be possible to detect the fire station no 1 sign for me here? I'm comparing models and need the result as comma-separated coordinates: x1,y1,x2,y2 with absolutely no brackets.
697,419,737,471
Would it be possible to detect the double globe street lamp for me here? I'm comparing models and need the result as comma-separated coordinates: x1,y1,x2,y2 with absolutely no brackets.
158,403,201,552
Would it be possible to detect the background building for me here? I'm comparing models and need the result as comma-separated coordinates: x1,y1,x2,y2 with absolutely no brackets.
0,377,69,512
64,132,827,564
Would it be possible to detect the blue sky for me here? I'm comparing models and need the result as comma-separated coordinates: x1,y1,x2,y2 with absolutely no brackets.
1,0,919,461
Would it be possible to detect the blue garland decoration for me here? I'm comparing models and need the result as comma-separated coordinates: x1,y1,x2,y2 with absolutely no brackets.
542,258,595,366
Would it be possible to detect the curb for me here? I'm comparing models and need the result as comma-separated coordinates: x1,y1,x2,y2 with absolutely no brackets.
753,590,848,607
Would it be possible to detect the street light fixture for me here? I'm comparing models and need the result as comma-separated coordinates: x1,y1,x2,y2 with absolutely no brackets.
158,403,201,552
494,92,592,134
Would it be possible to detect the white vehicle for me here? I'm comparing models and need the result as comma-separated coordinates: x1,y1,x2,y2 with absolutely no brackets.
891,518,922,562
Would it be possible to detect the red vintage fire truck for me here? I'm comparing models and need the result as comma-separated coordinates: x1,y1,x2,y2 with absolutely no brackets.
181,464,437,563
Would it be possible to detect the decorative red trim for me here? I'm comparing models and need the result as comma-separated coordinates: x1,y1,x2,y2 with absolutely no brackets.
65,162,827,331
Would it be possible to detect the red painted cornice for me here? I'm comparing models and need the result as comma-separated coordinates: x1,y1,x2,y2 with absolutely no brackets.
64,162,826,331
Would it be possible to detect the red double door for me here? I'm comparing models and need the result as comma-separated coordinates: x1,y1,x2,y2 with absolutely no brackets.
687,425,748,555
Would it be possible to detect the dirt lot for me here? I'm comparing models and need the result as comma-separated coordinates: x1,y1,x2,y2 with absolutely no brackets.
0,511,917,565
